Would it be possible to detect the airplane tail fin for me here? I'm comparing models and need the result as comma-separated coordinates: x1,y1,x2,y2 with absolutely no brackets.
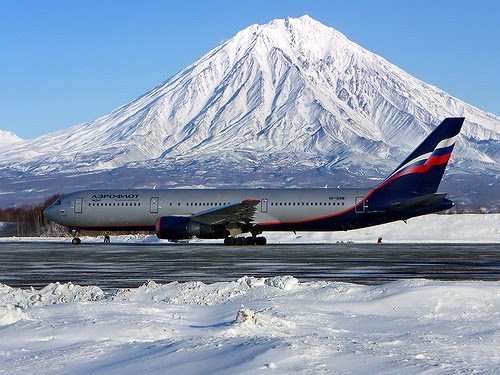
376,117,464,196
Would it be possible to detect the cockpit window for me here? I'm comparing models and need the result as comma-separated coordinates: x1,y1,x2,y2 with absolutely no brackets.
53,199,62,206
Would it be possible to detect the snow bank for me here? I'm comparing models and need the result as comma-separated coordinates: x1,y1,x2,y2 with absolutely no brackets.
0,282,105,309
0,277,499,374
267,213,500,244
0,305,29,325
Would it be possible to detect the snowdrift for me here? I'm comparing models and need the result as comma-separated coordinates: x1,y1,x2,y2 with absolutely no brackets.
1,277,499,374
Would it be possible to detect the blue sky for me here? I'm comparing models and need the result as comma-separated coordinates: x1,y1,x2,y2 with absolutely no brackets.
1,0,498,139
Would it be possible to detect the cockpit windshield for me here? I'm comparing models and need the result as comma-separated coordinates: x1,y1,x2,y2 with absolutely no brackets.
52,199,62,206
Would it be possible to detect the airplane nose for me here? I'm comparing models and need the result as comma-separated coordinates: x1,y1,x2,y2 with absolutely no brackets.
43,206,51,220
44,206,56,222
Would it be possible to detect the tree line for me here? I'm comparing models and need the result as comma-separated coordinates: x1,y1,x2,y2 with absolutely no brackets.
0,194,63,236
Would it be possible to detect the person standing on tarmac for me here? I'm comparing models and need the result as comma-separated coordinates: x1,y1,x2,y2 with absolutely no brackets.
104,231,111,243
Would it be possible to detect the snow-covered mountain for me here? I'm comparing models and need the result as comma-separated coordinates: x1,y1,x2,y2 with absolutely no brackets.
0,130,23,149
0,16,498,209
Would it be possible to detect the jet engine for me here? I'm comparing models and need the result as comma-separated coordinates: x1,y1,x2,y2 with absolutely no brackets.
155,216,229,240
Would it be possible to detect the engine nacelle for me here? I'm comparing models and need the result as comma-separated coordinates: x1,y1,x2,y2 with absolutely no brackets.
155,216,229,240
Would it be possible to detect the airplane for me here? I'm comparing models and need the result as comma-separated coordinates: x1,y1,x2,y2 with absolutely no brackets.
44,117,464,245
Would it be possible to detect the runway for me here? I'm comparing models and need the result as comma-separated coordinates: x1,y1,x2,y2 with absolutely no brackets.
0,242,498,290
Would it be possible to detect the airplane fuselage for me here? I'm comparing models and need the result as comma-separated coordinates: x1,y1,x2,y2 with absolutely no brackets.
46,187,374,231
44,186,451,234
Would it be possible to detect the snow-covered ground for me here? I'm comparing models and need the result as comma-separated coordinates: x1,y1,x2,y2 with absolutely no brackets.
269,213,500,244
1,278,499,374
0,214,499,374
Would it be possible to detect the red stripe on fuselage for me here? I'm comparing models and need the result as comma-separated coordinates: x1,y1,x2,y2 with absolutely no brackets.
259,151,451,227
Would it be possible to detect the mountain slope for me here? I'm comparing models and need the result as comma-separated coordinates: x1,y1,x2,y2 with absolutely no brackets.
0,16,498,209
0,130,23,148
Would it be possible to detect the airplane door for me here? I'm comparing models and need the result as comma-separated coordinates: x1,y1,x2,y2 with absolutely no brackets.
355,196,365,213
150,197,159,213
74,198,83,213
261,198,268,213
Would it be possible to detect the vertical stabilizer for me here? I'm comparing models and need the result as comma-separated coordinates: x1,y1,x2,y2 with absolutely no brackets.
377,117,464,195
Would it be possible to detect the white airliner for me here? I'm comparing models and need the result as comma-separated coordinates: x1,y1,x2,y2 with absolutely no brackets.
44,117,464,245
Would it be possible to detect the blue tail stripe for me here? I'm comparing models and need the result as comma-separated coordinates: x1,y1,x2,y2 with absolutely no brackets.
431,144,455,157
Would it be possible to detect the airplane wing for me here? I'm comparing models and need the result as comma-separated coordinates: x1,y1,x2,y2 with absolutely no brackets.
190,199,260,225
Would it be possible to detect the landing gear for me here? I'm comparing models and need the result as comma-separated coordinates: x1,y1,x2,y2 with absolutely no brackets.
246,236,256,245
224,237,235,246
223,236,267,246
255,236,267,246
70,229,81,245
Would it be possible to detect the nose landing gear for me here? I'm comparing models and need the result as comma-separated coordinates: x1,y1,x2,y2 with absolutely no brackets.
70,229,81,245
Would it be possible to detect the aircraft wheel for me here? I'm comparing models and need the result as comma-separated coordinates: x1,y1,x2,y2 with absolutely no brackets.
224,237,235,246
235,237,247,246
72,237,81,245
255,236,267,246
246,236,256,245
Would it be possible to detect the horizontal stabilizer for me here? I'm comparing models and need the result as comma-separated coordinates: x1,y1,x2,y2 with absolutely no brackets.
389,193,448,211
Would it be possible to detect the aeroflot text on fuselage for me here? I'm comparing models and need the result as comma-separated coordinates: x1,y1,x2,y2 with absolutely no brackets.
91,194,140,202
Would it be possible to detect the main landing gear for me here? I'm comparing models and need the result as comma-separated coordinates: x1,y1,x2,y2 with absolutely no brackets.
223,236,267,246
